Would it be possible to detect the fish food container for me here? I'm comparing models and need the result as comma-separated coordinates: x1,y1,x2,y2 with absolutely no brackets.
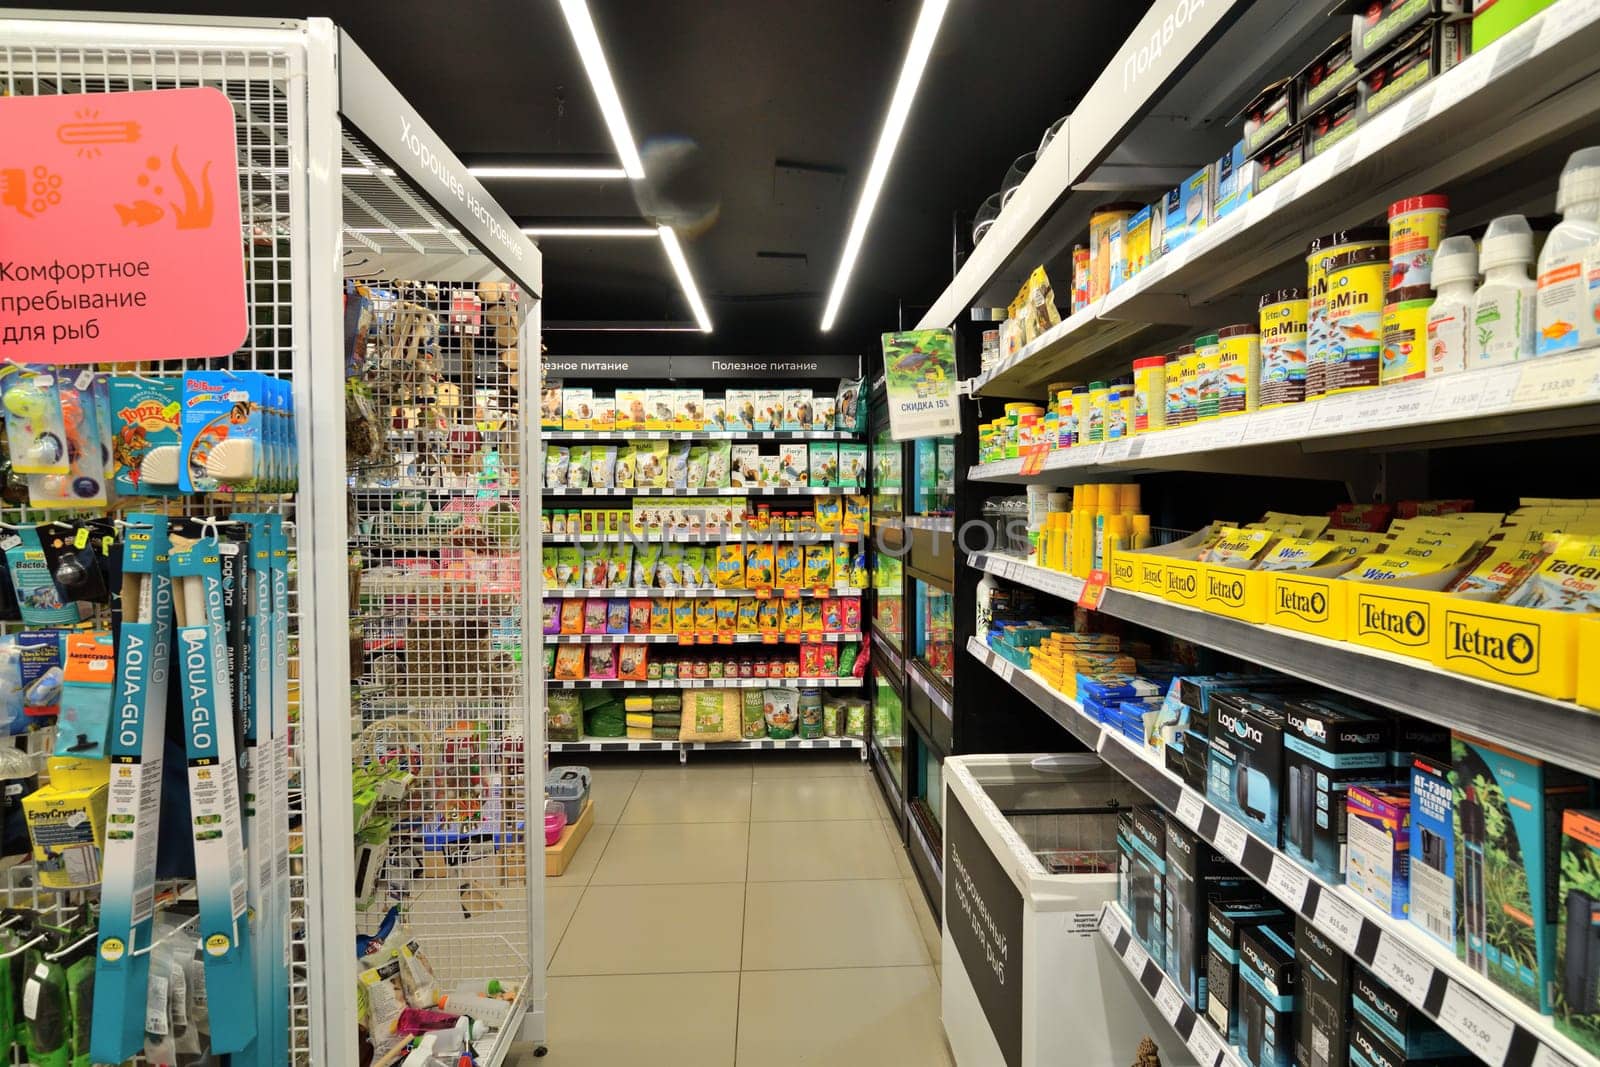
1381,285,1432,385
1089,202,1141,302
1298,32,1359,116
1215,324,1261,416
1162,356,1186,428
1388,194,1450,290
1172,344,1197,425
1359,23,1441,121
1192,334,1222,420
1350,0,1467,65
1306,86,1361,159
1085,382,1111,444
1253,127,1306,196
1131,356,1167,434
1258,288,1309,408
1326,246,1391,394
1306,228,1388,399
1242,79,1297,156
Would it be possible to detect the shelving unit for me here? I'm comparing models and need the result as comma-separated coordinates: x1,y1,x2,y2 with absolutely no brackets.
1099,904,1241,1067
546,486,845,497
549,632,863,645
966,633,1596,1067
544,586,864,599
550,677,865,690
543,430,859,442
549,736,866,756
968,550,1600,780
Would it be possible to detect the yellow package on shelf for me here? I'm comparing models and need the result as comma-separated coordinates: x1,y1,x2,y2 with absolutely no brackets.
24,756,110,890
1266,565,1357,640
1430,598,1581,700
1196,563,1270,623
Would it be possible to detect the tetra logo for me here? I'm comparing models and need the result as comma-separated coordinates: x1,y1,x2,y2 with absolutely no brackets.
1275,583,1327,620
1358,597,1427,645
1206,573,1245,604
1444,610,1539,675
1166,569,1197,596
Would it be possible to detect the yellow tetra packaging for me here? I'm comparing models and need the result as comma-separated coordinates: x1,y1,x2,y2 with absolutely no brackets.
24,756,110,889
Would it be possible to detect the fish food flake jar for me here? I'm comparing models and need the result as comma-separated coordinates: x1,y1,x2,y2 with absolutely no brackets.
1388,194,1449,290
1163,355,1186,428
1216,324,1261,416
1132,356,1167,434
1325,245,1390,394
1258,288,1308,408
1192,333,1222,420
1306,227,1387,399
1381,285,1432,384
1173,344,1198,425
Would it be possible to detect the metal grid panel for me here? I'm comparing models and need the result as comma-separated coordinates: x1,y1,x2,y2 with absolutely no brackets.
0,35,310,1063
345,279,533,997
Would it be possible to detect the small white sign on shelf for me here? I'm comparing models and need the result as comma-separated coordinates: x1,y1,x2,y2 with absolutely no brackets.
1437,982,1515,1064
1371,936,1430,1008
1154,981,1185,1025
1187,1021,1226,1066
1175,791,1205,832
1124,939,1150,976
1533,1046,1582,1067
1101,907,1124,946
1213,818,1249,864
1266,859,1311,909
1476,365,1525,413
1431,373,1488,420
1313,892,1363,955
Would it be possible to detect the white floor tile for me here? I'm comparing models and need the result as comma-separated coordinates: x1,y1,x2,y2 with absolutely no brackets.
736,966,953,1066
549,883,745,976
742,879,929,970
590,822,749,885
746,819,902,881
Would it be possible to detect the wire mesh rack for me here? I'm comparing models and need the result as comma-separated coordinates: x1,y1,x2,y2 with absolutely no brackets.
345,278,534,999
0,30,308,1064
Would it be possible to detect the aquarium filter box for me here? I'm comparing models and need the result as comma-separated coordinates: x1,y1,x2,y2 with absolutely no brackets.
1206,898,1290,1045
1281,695,1394,884
1207,691,1287,845
1129,805,1168,965
1452,733,1592,1013
1237,923,1297,1067
1557,809,1600,1058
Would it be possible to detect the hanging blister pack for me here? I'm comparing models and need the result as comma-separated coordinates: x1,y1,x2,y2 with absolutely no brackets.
4,527,81,627
89,514,173,1064
180,372,268,493
55,633,114,759
0,366,68,475
108,377,182,497
169,532,255,1054
38,522,111,607
28,369,109,509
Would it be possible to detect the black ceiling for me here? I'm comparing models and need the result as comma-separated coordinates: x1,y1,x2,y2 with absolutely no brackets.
29,0,1155,356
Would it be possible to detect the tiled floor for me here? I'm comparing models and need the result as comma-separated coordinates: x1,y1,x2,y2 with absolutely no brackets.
516,752,949,1066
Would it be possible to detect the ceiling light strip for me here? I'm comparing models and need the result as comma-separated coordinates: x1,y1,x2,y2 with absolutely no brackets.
658,226,714,333
819,0,950,331
473,165,628,180
557,0,648,180
522,226,657,237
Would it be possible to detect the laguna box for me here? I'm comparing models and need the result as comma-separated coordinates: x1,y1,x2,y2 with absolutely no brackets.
1281,694,1394,883
1166,819,1260,1012
1206,899,1290,1045
1237,923,1297,1067
1207,691,1288,845
1352,967,1468,1060
1129,806,1168,965
1296,915,1351,1067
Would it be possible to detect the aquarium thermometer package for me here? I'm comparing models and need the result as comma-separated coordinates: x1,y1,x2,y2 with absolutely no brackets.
170,533,255,1053
90,515,173,1064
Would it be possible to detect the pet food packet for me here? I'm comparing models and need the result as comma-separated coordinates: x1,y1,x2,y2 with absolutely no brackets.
651,598,673,633
555,547,582,588
667,441,691,488
799,644,824,677
742,689,766,738
583,600,607,634
541,547,558,587
629,598,652,633
553,645,586,680
615,443,636,488
736,598,761,632
838,642,859,677
606,598,630,633
566,445,592,489
559,600,584,634
544,445,570,489
706,441,732,488
541,601,561,635
591,445,618,489
657,543,686,587
607,544,633,587
686,446,708,490
682,546,708,587
582,551,609,589
1254,537,1344,572
804,545,834,587
714,545,745,588
763,688,798,739
632,543,662,587
618,644,649,680
1502,535,1600,611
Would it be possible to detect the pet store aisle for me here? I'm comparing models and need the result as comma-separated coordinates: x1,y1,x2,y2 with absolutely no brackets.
513,753,949,1066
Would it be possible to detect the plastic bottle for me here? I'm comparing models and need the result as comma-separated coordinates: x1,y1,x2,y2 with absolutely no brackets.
1471,215,1537,366
1132,515,1154,549
436,990,514,1028
1536,147,1600,355
976,573,1000,635
1427,236,1479,376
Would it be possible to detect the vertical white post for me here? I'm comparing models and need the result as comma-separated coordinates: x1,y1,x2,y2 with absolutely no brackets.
297,18,361,1067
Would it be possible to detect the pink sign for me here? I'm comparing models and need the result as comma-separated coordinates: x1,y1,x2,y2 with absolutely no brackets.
0,87,248,364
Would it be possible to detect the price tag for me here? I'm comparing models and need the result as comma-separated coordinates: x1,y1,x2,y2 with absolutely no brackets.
1244,405,1316,444
1101,907,1124,945
1431,373,1487,419
1476,364,1525,412
1213,818,1248,864
1449,53,1493,103
1437,982,1514,1064
1080,569,1110,611
1125,437,1147,460
677,633,696,645
1019,445,1051,476
761,633,778,644
1533,1047,1581,1067
1310,392,1360,434
1314,893,1363,955
1175,791,1205,832
716,634,733,645
1537,0,1587,51
1100,438,1132,464
783,587,800,598
1188,1020,1225,1065
1371,936,1430,1007
1125,939,1150,975
1490,24,1538,80
1266,860,1311,910
1511,355,1600,409
1154,981,1185,1024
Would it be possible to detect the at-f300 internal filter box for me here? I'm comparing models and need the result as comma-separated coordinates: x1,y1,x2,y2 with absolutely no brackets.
1452,733,1592,1013
1557,808,1600,1058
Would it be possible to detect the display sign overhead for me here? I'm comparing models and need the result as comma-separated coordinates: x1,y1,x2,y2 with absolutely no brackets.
0,87,248,364
882,329,960,440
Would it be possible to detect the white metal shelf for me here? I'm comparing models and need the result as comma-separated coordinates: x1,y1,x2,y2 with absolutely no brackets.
969,550,1600,780
548,632,863,645
541,430,862,442
970,0,1600,395
541,532,863,544
1098,903,1241,1067
969,636,1596,1067
549,736,865,754
545,486,844,497
548,677,865,690
543,586,864,599
971,353,1600,485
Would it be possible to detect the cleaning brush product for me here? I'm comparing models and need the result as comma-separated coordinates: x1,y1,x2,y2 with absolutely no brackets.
170,532,255,1054
90,514,173,1064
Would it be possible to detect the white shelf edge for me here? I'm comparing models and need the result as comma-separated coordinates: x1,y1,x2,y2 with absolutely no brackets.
547,677,866,690
542,587,865,599
969,635,1595,1067
540,430,862,441
547,736,866,752
547,632,864,645
1098,902,1242,1067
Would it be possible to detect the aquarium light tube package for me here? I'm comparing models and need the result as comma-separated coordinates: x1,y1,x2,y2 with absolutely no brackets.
267,513,292,1057
90,514,172,1063
170,532,255,1054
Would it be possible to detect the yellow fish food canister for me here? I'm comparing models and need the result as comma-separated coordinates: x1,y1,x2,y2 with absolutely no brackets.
1306,228,1387,400
1324,245,1390,394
